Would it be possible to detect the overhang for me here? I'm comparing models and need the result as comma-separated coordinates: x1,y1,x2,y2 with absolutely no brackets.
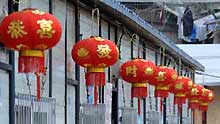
97,0,205,71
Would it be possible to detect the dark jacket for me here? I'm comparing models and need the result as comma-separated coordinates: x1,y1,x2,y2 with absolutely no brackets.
182,7,193,37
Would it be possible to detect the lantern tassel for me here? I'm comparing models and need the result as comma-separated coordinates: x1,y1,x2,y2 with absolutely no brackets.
86,68,105,86
131,83,147,98
199,103,208,111
94,85,98,105
189,102,199,109
160,98,163,112
35,72,41,101
178,104,182,114
138,97,141,115
19,50,45,73
174,97,186,105
155,90,169,97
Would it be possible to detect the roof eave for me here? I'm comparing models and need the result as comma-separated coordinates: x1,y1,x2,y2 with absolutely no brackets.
96,0,204,71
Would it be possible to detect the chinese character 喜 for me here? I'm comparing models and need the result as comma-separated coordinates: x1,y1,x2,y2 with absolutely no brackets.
37,19,55,38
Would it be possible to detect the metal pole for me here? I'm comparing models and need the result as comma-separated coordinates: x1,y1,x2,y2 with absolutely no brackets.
74,0,81,123
163,56,167,124
180,105,183,124
48,0,53,98
130,40,134,107
163,98,167,124
143,98,146,124
155,52,158,111
8,1,17,124
64,1,68,124
143,43,146,124
114,26,119,124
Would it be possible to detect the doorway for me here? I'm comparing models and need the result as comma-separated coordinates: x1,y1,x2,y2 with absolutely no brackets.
67,84,76,124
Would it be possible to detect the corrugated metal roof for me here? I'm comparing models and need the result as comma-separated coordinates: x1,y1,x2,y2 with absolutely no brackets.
96,0,204,71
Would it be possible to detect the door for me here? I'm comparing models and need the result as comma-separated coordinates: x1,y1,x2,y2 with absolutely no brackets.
67,84,76,124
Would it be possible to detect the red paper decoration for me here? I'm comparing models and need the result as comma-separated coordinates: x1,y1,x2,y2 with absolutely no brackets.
170,76,193,105
120,58,157,115
150,66,178,98
187,84,202,109
0,8,62,100
72,36,119,104
199,88,214,111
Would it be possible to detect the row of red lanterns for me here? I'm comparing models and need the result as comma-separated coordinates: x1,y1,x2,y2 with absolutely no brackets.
0,8,214,114
120,58,215,114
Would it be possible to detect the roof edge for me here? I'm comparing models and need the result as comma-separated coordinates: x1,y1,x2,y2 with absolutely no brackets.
97,0,204,71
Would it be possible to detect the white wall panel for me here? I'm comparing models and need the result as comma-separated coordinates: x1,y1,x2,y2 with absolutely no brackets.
0,70,9,124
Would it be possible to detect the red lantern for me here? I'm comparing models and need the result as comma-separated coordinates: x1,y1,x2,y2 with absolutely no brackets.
199,88,214,111
170,76,193,105
120,59,157,115
0,8,62,100
72,36,119,104
187,84,203,109
150,66,178,97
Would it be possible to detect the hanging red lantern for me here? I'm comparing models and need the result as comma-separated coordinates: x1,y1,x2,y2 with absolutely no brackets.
72,36,119,104
170,76,193,105
199,88,214,111
0,8,62,100
187,84,202,109
150,66,178,98
120,58,157,115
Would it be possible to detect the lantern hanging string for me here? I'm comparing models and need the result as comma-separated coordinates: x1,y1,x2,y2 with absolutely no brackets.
25,73,32,96
159,47,166,66
41,52,49,96
121,80,126,108
117,26,125,59
179,58,182,75
91,8,100,36
12,0,24,3
121,24,195,74
129,33,140,58
177,58,182,115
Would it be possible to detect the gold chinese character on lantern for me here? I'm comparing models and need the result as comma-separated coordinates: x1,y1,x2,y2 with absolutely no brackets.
172,74,178,80
126,66,137,77
188,81,193,88
77,48,89,58
202,89,206,96
36,19,55,38
144,67,154,75
16,44,28,50
175,82,183,90
208,92,213,100
8,20,27,39
156,71,166,81
191,88,198,95
97,44,112,58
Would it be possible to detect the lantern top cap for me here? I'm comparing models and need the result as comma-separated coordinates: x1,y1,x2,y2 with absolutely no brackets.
132,57,143,60
22,8,39,11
